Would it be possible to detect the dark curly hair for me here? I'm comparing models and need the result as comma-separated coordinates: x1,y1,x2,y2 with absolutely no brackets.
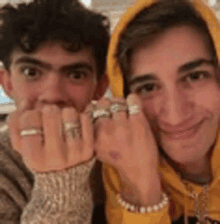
0,0,110,79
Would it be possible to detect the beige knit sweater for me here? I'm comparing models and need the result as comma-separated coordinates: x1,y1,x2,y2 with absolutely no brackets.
0,126,105,224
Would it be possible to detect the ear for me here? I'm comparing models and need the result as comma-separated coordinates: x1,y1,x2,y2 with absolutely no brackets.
0,69,14,100
93,73,109,100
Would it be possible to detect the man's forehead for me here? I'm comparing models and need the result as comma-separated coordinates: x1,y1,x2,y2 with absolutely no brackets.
10,42,96,68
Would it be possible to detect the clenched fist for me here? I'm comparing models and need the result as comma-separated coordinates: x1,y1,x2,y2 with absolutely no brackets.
7,100,95,173
94,94,162,206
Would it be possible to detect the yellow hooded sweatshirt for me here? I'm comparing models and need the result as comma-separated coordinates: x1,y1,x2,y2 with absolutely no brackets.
103,0,220,223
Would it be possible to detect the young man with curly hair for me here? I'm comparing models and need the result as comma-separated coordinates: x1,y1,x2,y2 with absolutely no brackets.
0,0,109,223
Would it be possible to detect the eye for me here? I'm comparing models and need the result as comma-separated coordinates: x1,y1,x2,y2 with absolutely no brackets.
134,83,158,96
21,67,41,80
68,71,88,81
184,71,210,83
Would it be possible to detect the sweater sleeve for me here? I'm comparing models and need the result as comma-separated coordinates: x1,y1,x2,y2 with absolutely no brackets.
103,163,172,224
21,158,96,224
0,127,99,224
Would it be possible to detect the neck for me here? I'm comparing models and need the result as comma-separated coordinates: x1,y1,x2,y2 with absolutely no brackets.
178,157,212,185
163,153,213,185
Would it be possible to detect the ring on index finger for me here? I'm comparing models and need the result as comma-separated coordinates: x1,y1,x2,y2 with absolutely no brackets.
63,121,82,140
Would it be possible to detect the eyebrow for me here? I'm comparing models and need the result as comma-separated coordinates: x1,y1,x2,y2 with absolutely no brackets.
14,56,94,72
178,58,215,73
128,58,215,87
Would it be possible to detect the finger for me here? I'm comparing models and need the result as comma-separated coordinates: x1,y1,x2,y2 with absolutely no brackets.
62,107,81,163
7,98,35,150
7,112,22,150
93,97,112,134
127,93,153,143
81,104,95,161
19,109,43,169
42,105,65,166
110,97,128,126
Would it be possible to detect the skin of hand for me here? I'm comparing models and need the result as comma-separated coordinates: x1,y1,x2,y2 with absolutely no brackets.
6,99,95,173
94,93,162,206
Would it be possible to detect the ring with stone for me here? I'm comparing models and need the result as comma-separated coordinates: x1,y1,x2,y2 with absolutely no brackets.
128,104,140,116
110,102,128,114
92,109,111,122
20,128,44,137
63,121,82,140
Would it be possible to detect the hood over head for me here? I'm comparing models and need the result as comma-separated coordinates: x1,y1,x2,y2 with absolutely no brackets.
107,0,220,98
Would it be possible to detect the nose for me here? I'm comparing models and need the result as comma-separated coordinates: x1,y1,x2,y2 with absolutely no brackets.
38,73,70,107
159,86,194,127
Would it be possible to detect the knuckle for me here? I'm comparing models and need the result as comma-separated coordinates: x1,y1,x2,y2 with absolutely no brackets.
115,125,128,136
20,110,37,121
20,110,41,127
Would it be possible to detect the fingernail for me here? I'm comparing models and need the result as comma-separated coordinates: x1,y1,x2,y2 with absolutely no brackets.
127,94,136,105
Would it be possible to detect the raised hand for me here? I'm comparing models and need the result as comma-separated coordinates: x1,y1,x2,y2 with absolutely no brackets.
6,99,95,173
94,93,162,206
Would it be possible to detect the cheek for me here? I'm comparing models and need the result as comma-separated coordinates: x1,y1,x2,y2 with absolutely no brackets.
67,83,96,109
141,97,160,121
141,99,159,131
194,86,220,112
10,77,39,107
70,84,95,99
12,80,35,98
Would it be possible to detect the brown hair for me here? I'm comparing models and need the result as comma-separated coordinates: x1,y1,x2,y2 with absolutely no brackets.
0,0,110,79
117,0,218,97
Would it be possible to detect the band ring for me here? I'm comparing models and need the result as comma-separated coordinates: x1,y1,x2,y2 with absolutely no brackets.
20,128,43,137
63,121,82,140
128,104,140,115
110,103,128,113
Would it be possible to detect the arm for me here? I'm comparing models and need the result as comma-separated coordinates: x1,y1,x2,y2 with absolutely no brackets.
21,158,96,224
94,94,173,224
103,163,171,224
0,132,96,224
6,101,98,223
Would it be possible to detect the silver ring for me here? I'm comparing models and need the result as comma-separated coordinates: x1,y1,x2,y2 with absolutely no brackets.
20,128,43,137
110,103,128,113
92,109,111,122
128,104,140,115
63,121,82,140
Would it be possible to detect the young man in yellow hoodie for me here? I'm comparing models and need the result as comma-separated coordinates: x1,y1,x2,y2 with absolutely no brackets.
0,0,109,223
93,0,220,223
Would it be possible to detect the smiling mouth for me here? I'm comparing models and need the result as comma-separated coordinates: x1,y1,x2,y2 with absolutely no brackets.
161,119,205,140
